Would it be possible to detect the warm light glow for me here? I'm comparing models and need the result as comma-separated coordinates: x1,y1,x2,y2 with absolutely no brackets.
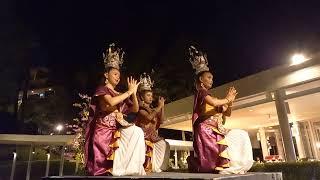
249,109,254,112
56,124,63,131
291,54,307,65
256,132,260,141
288,67,320,84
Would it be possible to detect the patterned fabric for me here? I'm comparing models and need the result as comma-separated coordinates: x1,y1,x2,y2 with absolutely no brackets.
84,86,145,176
135,105,168,172
189,88,229,173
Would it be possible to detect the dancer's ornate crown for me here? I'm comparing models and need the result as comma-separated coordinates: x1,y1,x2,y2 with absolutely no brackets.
139,73,154,91
188,45,209,74
103,43,125,70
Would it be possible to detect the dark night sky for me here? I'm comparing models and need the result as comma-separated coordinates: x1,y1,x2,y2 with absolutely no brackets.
9,0,320,97
0,0,319,133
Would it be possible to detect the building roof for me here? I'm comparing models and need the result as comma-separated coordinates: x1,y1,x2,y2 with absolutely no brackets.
162,57,320,131
0,134,75,145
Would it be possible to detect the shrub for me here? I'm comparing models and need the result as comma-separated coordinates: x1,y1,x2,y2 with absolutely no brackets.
250,161,320,180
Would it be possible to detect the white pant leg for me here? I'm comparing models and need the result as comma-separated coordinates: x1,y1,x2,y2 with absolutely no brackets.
112,125,146,176
152,140,170,172
220,129,254,174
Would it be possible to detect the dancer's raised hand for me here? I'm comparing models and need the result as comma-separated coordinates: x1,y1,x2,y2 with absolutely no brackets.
158,96,166,108
226,87,238,102
127,76,140,95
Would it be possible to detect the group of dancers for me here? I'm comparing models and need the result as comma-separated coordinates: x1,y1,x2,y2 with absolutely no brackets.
84,43,254,176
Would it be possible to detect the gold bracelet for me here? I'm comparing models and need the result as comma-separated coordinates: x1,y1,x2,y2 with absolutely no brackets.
126,91,131,96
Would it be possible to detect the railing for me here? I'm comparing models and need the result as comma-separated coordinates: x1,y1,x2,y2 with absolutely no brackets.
0,134,193,179
0,134,75,180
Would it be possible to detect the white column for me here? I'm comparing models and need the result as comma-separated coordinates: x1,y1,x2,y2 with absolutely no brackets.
173,148,179,169
59,145,66,176
26,144,33,180
292,122,306,159
10,152,17,180
307,121,320,159
258,128,269,160
45,153,50,177
274,129,285,160
75,159,79,174
181,131,190,156
182,131,186,141
274,90,296,162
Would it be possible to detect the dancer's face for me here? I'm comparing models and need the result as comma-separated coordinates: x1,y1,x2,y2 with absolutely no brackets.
199,71,213,89
141,91,153,105
104,68,121,87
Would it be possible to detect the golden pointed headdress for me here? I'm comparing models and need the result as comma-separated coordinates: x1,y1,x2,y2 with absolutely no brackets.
103,43,125,70
188,45,209,74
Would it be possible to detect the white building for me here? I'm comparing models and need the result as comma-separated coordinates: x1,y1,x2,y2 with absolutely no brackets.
161,55,320,162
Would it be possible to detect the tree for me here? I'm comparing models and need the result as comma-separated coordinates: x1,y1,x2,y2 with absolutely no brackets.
150,38,195,103
23,86,71,134
67,93,91,166
0,0,34,132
